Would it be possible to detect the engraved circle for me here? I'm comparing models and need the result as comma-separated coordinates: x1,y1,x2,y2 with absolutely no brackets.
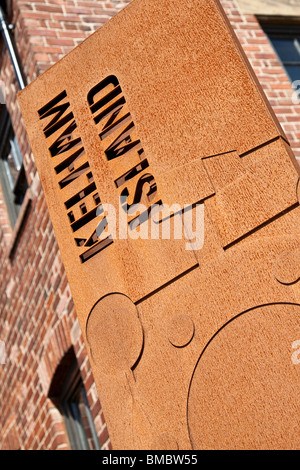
187,304,300,450
168,314,195,348
274,249,300,285
151,433,179,450
86,294,143,374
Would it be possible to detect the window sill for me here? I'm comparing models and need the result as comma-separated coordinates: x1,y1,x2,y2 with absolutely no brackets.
6,188,32,261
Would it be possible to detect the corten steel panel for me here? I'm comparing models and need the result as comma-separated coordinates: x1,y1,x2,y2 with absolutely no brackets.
18,0,300,450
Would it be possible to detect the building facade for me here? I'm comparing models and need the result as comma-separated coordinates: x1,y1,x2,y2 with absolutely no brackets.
0,0,299,450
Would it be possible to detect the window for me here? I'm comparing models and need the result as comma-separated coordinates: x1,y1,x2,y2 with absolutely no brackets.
49,348,101,450
60,369,101,450
261,23,300,83
0,106,28,227
55,356,101,450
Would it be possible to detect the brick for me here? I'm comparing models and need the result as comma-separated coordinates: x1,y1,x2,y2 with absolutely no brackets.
99,426,109,445
272,107,296,115
83,16,110,23
34,53,50,62
261,67,287,75
77,1,109,6
32,46,63,54
34,5,64,13
65,7,93,14
246,38,271,45
57,31,87,39
254,53,276,61
53,14,83,22
20,11,52,20
46,37,75,46
243,45,260,52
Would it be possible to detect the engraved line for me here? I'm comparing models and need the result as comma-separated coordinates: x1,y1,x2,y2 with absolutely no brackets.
223,202,300,251
135,264,199,306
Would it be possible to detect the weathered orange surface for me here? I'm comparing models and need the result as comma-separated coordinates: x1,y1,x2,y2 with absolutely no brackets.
18,0,300,450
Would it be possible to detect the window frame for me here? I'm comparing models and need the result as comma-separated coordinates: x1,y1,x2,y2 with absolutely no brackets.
0,105,28,227
260,21,300,83
58,359,101,451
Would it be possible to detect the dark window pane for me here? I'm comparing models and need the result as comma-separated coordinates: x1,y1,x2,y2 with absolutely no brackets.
0,109,28,227
10,135,23,169
270,38,300,63
6,152,19,188
261,24,300,85
285,65,300,82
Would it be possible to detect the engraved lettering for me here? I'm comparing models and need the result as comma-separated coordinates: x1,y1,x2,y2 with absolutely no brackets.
114,157,149,189
89,75,163,231
38,90,113,263
49,119,82,157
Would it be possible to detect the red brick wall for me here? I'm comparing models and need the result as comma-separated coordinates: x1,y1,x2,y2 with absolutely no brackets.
0,0,299,450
